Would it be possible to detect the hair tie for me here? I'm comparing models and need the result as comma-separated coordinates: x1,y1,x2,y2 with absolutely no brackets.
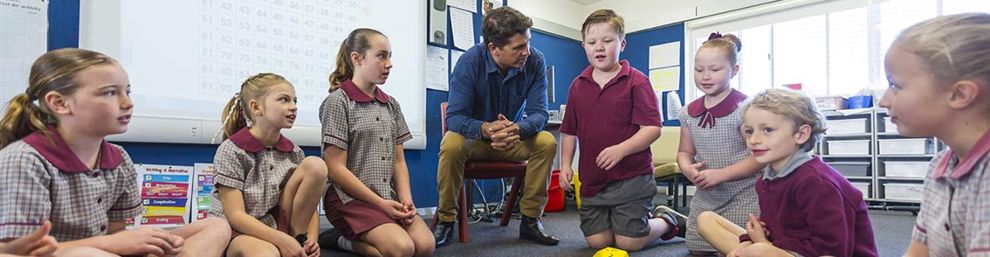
708,32,723,41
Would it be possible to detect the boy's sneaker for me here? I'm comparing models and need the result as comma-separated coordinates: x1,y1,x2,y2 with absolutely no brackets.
652,205,687,240
318,228,345,251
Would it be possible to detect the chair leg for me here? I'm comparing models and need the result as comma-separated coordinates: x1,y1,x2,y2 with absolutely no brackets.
671,175,679,208
500,177,524,226
680,175,689,208
458,181,470,243
430,213,439,230
665,178,674,207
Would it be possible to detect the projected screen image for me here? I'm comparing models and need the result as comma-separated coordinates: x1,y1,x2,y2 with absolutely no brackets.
81,0,426,147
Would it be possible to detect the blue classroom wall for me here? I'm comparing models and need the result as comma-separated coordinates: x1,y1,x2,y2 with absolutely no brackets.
44,0,586,208
623,23,686,127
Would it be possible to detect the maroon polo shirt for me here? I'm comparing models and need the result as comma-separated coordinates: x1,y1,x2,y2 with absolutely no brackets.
740,157,878,257
560,60,662,197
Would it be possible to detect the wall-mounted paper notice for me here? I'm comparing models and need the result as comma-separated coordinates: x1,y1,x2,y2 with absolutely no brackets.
448,0,477,13
426,45,449,91
449,7,476,50
649,66,680,92
649,42,680,69
450,49,464,72
666,91,682,121
1,0,48,111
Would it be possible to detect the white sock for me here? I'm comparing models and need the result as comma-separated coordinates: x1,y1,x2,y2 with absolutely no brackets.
338,237,353,251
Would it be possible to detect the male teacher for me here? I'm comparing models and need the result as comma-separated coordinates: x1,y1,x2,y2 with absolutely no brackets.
432,6,558,247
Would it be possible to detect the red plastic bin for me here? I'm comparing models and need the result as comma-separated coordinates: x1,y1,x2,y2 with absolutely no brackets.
545,170,565,212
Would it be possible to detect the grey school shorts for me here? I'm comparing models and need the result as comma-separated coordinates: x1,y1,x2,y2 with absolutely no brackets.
579,174,657,237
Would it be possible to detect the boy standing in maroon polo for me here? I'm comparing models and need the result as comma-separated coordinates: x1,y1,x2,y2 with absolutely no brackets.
558,9,685,252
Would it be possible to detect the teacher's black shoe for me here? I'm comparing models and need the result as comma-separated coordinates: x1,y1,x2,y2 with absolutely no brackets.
432,221,455,247
519,215,559,246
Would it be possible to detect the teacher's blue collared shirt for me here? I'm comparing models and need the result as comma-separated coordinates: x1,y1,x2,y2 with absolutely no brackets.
446,42,549,140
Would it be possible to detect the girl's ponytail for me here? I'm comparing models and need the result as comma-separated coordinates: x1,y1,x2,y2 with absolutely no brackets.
0,93,51,148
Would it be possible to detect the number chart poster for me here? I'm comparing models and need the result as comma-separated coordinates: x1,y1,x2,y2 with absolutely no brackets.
136,164,194,227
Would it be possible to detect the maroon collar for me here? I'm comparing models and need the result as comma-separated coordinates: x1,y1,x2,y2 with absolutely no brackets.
23,127,123,173
228,128,295,153
340,80,391,104
577,60,632,88
934,129,990,180
686,89,747,129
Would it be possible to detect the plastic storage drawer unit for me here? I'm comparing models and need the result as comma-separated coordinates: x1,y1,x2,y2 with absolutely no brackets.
851,182,871,198
827,118,868,135
884,161,928,178
827,140,871,155
831,162,871,177
878,138,930,155
883,183,924,201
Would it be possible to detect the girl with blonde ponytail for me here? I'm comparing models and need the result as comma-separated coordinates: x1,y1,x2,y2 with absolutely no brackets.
0,48,232,256
210,73,328,257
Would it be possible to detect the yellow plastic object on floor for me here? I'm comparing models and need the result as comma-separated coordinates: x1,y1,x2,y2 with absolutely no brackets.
573,171,581,208
593,247,628,257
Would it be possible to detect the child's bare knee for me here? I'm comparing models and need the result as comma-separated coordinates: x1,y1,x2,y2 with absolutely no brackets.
697,211,719,225
614,238,646,251
56,247,114,257
379,238,415,257
201,217,232,235
412,236,435,257
299,157,328,178
585,236,613,249
738,242,777,257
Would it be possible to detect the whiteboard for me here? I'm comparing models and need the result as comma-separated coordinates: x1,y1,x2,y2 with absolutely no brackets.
79,0,426,148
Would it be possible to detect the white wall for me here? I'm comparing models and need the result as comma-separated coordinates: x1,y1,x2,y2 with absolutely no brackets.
513,0,784,40
508,0,586,39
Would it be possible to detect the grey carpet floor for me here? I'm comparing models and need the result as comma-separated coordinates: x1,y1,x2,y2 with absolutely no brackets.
320,199,915,257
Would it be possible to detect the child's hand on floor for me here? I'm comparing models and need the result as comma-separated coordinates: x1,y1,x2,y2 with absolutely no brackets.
0,221,57,257
745,214,770,243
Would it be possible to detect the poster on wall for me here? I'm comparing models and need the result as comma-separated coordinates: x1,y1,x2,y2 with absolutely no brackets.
0,0,48,111
192,163,215,222
426,45,450,91
666,90,682,122
648,42,681,69
449,6,476,50
447,0,476,13
135,164,194,227
649,66,680,92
